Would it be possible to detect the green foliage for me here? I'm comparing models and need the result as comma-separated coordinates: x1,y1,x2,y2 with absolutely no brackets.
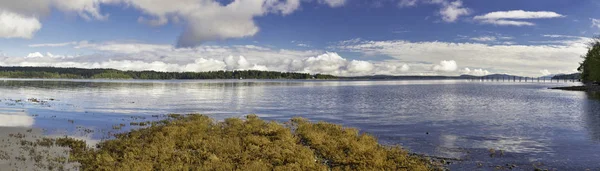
0,66,338,80
91,71,133,79
580,39,600,83
0,71,81,79
56,115,434,171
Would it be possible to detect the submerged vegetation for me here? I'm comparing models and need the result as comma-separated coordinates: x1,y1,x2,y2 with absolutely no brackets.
46,114,434,170
0,66,338,80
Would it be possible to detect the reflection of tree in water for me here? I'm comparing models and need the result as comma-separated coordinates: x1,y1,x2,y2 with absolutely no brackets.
584,92,600,141
0,80,305,90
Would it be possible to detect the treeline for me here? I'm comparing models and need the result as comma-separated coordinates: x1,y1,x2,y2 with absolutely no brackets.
552,73,581,80
0,67,337,80
579,38,600,83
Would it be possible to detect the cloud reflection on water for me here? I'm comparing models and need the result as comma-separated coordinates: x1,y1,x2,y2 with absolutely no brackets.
0,108,34,127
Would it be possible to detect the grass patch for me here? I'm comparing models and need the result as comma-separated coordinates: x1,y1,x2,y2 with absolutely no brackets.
55,114,436,170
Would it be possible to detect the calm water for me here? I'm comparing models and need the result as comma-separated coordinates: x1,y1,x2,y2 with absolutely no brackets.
1,79,599,170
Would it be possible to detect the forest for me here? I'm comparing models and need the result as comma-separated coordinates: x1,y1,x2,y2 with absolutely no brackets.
0,67,338,80
579,38,600,83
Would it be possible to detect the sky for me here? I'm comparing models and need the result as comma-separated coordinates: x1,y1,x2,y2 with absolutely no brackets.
0,0,599,77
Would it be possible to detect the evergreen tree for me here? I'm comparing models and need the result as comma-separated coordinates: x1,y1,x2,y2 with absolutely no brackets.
579,38,600,83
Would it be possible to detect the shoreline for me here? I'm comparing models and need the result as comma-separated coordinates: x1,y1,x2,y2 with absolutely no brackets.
550,85,600,92
1,114,442,170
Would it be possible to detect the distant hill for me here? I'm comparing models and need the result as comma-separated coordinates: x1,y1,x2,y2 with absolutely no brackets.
552,73,581,79
539,74,556,79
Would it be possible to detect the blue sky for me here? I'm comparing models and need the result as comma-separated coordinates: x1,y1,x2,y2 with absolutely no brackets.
1,0,599,76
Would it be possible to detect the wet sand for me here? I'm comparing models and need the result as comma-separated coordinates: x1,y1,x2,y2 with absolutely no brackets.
0,127,78,171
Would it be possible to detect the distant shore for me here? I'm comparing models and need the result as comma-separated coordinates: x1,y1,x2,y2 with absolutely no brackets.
550,85,600,92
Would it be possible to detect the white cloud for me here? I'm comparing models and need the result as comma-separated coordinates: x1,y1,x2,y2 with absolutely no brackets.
0,0,51,17
223,55,269,71
0,10,42,39
6,41,415,76
334,38,588,76
14,36,589,77
52,0,112,21
118,0,304,47
542,34,579,38
474,10,564,20
477,19,535,26
347,60,374,73
300,52,348,74
432,60,458,72
398,0,471,22
470,36,497,42
0,0,340,45
437,0,470,22
474,10,563,26
297,43,310,47
591,18,600,29
26,52,44,58
399,0,418,7
29,41,79,47
0,0,111,39
318,0,347,7
400,64,410,72
462,67,490,76
540,69,551,76
25,52,71,58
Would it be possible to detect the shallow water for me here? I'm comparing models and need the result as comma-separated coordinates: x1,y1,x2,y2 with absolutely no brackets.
0,79,598,170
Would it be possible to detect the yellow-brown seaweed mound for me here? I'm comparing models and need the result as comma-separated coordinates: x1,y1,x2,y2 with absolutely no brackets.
57,114,433,171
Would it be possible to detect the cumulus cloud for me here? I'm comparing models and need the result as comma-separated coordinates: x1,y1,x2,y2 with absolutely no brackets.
224,55,269,71
437,0,470,22
334,38,588,76
432,60,457,72
52,0,112,21
0,0,344,46
398,0,470,22
474,10,564,26
540,69,551,76
347,60,374,73
3,41,415,76
0,0,110,38
0,0,51,17
26,52,44,58
114,0,305,47
0,10,42,39
462,68,490,76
